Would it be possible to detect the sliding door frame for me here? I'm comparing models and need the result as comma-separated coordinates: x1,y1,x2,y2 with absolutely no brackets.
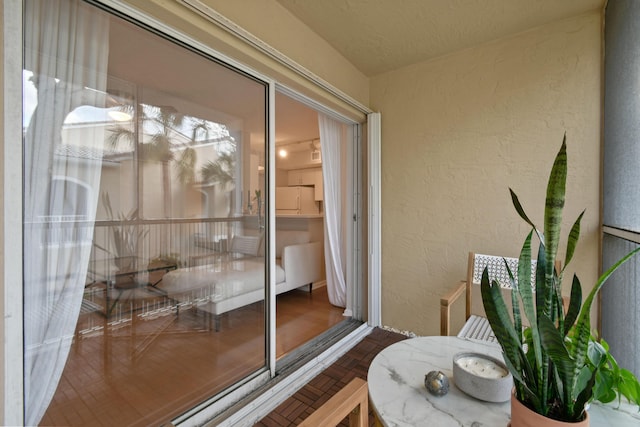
3,1,25,425
275,84,363,321
3,0,382,424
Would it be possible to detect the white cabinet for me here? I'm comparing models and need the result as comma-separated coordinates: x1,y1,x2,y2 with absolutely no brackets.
314,169,323,201
276,186,319,215
287,167,323,201
287,168,318,186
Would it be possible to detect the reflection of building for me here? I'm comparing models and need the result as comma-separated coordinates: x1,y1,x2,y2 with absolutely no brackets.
54,118,246,272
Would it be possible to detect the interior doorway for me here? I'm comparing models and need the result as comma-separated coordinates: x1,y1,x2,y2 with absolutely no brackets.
273,91,357,360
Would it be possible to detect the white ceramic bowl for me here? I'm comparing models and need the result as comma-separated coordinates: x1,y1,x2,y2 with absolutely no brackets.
452,352,513,402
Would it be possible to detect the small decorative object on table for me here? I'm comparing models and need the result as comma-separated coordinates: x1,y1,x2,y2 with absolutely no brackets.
424,370,449,396
452,352,512,403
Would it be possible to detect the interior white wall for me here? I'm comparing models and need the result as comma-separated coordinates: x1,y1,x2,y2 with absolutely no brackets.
371,12,603,336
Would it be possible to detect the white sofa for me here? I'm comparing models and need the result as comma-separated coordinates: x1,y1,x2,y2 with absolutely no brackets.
160,230,323,330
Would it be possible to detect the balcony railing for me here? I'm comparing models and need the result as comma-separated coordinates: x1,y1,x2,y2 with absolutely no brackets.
90,216,244,272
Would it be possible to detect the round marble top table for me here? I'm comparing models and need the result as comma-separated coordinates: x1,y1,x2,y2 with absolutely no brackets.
367,336,640,427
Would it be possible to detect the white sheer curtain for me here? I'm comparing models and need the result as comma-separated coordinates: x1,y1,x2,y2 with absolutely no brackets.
24,1,109,424
318,114,347,307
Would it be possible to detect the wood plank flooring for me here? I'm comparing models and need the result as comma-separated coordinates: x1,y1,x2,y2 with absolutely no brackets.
41,286,344,426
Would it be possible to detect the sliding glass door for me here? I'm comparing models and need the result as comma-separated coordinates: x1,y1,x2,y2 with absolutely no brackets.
19,1,369,425
273,92,355,359
23,1,268,424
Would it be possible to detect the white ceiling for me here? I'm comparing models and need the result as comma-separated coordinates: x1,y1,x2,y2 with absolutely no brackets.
275,0,605,77
275,93,319,147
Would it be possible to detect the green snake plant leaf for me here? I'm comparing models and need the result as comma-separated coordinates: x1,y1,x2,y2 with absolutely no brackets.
481,272,522,348
539,315,576,415
534,242,552,320
568,246,640,414
481,269,541,409
516,231,545,391
504,346,541,410
504,260,523,341
577,246,640,330
517,230,535,326
535,243,554,409
563,275,582,334
510,188,544,245
538,139,567,349
564,210,585,271
556,210,583,335
543,135,567,284
480,269,523,371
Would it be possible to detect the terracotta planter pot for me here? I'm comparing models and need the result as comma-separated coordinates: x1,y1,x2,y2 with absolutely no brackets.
509,393,589,427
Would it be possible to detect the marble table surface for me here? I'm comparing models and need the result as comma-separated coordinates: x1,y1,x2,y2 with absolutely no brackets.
367,336,640,427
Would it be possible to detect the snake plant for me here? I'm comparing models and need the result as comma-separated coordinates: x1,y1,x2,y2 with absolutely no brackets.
480,135,640,422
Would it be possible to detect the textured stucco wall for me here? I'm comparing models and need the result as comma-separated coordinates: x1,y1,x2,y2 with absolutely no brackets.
371,12,603,336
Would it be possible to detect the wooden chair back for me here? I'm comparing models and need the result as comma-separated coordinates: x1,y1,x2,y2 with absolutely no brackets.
298,377,368,427
441,252,560,338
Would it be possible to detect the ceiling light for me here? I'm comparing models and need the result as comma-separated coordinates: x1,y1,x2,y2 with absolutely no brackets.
278,148,288,158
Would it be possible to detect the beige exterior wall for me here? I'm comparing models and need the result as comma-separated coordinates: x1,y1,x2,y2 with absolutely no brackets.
371,12,603,336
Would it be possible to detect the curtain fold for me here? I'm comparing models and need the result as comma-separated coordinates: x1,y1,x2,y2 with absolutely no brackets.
23,1,109,424
318,114,347,308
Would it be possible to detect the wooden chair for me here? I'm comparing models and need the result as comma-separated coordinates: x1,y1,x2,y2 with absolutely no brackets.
440,252,561,342
298,377,369,427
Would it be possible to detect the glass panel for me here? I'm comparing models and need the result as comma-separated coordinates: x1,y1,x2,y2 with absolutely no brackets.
603,0,640,233
274,93,350,358
601,234,640,378
602,0,640,382
24,1,267,425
